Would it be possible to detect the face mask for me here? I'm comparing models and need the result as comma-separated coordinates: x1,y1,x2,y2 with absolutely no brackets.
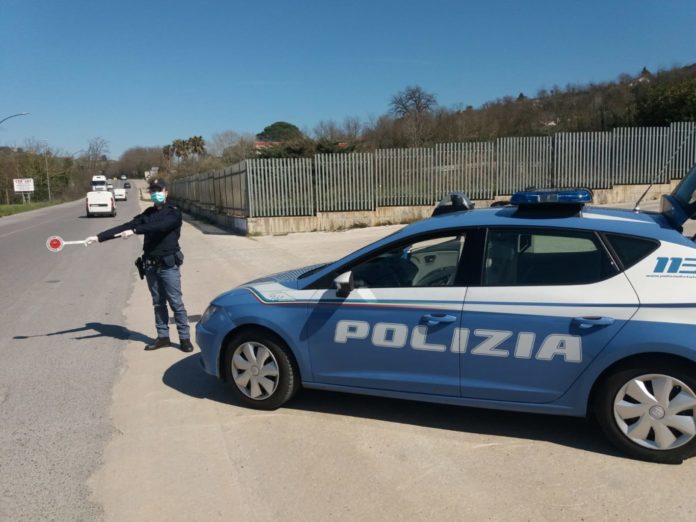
150,191,166,204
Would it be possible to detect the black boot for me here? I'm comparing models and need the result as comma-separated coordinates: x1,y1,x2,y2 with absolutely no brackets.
180,339,194,352
145,337,171,350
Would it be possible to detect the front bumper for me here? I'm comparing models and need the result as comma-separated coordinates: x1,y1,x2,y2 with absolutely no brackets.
195,321,221,378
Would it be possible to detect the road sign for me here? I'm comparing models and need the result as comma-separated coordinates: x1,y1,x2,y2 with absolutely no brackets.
46,236,88,252
13,178,35,192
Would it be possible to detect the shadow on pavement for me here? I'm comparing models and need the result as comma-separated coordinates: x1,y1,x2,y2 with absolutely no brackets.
163,354,624,460
13,322,152,343
14,316,202,343
182,214,234,236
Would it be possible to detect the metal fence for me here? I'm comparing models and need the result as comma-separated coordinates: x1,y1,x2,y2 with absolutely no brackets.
169,122,696,218
247,158,313,217
315,153,374,211
555,132,613,189
496,136,553,194
169,162,249,216
434,142,496,200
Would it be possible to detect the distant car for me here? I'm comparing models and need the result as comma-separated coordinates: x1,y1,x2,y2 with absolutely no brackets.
123,182,131,189
113,188,127,201
197,168,696,464
120,174,128,180
85,191,116,217
107,183,114,191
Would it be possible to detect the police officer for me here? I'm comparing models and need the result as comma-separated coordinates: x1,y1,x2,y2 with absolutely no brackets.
85,179,194,352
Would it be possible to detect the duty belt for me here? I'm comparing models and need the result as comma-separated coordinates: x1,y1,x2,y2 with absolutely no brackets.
143,256,162,267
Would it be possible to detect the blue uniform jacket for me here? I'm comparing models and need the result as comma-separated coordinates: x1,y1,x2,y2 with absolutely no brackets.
97,203,183,257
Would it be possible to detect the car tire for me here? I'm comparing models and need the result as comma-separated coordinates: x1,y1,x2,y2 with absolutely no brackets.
593,362,696,464
222,329,300,410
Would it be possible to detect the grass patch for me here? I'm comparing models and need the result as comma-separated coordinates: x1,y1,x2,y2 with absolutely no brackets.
0,201,57,217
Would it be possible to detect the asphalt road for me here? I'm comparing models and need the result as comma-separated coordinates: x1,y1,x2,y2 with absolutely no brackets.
0,190,143,521
3,191,696,521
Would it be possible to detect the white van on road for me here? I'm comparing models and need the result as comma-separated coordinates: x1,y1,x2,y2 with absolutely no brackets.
85,191,116,217
91,175,108,191
113,188,127,201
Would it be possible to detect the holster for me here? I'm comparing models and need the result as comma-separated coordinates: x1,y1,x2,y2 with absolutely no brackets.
135,256,145,280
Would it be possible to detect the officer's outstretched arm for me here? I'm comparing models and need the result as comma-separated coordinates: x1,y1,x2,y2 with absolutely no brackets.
96,215,143,242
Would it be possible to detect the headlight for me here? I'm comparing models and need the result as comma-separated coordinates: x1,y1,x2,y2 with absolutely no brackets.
201,304,220,324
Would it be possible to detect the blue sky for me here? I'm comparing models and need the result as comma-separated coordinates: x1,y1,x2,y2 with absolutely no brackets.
1,0,694,158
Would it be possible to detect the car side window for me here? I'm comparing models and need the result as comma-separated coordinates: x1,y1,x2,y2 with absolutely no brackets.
483,228,617,286
351,235,466,288
604,233,659,269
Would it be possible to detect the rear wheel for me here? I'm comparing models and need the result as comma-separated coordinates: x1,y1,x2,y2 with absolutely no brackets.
594,363,696,463
222,329,299,410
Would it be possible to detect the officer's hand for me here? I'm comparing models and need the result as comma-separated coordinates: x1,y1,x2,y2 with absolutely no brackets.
117,230,134,240
85,236,98,246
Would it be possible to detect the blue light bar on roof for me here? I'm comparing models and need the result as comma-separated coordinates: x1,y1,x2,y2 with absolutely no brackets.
511,188,592,205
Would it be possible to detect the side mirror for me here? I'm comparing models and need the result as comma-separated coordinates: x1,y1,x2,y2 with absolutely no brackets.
334,271,354,298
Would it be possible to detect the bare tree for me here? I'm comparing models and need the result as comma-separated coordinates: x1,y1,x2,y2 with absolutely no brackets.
222,134,257,164
341,117,363,140
85,137,109,176
208,130,241,157
389,86,438,146
390,85,437,118
313,120,342,141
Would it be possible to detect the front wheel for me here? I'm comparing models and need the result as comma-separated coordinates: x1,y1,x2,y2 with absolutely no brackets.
594,363,696,463
222,329,299,410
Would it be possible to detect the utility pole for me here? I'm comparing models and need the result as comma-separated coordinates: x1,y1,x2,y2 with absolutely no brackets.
44,148,51,201
40,140,51,201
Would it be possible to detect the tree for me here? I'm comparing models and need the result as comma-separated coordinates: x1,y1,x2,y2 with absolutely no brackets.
188,136,206,158
162,145,173,171
389,85,437,118
208,130,241,156
313,120,342,142
172,139,189,161
256,121,303,142
222,135,257,164
116,147,165,178
389,85,438,146
85,137,109,177
635,79,696,126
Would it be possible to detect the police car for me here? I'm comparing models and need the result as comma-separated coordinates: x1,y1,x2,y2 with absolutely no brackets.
196,167,696,464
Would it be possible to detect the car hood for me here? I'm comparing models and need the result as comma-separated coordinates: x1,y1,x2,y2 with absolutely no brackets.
242,262,331,288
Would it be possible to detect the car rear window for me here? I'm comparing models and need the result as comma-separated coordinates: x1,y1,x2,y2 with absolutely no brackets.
604,234,659,270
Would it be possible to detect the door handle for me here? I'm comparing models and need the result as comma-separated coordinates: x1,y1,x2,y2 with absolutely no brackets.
422,314,457,326
573,316,615,328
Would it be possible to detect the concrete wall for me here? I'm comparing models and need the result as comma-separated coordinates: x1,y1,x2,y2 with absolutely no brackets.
171,181,681,236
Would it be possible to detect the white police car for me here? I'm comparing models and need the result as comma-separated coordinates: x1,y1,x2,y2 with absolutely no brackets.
196,167,696,464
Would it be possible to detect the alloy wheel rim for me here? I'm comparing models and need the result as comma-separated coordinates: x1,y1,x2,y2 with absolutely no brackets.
613,373,696,451
231,342,280,400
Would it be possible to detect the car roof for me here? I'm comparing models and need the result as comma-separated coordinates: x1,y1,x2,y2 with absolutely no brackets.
392,206,689,244
297,203,695,288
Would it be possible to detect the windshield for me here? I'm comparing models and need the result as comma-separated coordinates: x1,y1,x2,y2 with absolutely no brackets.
673,165,696,207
